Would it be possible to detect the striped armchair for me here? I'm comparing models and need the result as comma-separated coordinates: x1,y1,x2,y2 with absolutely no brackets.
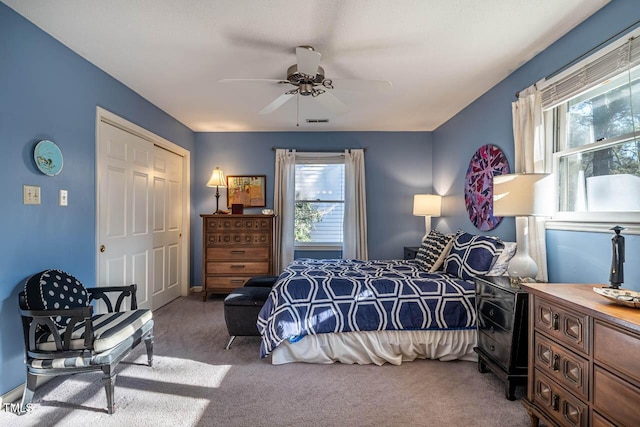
18,270,154,414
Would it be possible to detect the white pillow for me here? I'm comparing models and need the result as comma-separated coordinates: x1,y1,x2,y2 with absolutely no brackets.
486,242,517,276
415,230,455,272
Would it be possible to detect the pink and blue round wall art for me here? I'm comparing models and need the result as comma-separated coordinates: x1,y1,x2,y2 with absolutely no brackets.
464,144,510,231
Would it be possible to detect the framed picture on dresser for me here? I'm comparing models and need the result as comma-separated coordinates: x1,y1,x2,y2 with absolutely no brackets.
226,175,266,208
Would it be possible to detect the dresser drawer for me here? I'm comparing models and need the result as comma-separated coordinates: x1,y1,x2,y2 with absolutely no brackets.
534,298,588,355
593,366,640,427
205,276,251,291
534,332,588,400
477,330,510,368
593,320,640,383
592,412,617,427
475,279,515,312
206,246,270,261
205,217,272,231
207,232,272,246
478,300,513,331
206,261,269,275
533,369,588,427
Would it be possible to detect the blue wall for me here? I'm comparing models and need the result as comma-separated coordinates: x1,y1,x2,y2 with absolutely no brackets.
192,131,433,285
432,0,640,290
4,0,638,399
0,4,195,395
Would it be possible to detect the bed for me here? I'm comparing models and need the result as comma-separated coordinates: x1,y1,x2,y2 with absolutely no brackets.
257,230,513,365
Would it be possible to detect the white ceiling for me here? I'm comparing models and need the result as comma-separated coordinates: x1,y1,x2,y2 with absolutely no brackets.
4,0,610,132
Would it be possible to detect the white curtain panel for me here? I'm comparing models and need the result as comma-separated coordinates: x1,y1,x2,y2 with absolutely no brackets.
343,149,368,260
273,149,296,273
512,86,549,281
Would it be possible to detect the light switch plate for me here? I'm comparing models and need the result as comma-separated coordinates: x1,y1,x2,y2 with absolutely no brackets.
59,189,68,206
23,185,41,205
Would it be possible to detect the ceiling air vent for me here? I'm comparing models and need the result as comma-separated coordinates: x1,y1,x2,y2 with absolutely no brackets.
306,119,329,123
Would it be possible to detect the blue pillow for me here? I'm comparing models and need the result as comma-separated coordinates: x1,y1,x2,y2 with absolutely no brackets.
23,270,89,328
443,231,504,281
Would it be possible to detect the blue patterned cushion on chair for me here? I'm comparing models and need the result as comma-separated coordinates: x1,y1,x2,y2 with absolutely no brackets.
415,230,454,272
443,231,504,281
23,270,89,328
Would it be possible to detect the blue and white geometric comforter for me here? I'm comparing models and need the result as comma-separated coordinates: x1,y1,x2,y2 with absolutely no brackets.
257,259,477,358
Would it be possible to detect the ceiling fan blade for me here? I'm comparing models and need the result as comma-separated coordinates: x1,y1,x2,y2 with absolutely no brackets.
315,92,349,115
219,79,286,84
259,93,295,115
296,47,322,76
327,79,393,92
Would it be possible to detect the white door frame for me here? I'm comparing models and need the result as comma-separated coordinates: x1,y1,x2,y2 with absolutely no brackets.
95,107,191,298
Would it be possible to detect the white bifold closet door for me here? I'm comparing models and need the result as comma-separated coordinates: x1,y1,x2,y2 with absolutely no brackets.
97,120,183,310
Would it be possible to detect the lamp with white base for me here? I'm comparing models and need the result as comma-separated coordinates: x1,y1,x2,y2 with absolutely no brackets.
413,194,442,235
493,173,552,280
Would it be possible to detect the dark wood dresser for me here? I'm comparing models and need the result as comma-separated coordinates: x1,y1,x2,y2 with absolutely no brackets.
520,283,640,427
474,275,529,400
403,246,420,260
201,214,274,300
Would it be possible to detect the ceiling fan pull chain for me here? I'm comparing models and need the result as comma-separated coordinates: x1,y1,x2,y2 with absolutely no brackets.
296,94,299,127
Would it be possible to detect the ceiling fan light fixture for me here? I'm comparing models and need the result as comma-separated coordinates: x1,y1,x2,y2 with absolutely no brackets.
286,65,325,84
299,83,314,96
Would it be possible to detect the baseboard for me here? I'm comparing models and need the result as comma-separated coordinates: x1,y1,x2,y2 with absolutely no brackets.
190,286,202,293
0,377,51,407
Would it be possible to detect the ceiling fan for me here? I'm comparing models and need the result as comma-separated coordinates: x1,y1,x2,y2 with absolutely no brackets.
220,46,392,117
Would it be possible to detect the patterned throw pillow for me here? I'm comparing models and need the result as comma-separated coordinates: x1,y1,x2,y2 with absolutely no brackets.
24,270,89,328
415,230,455,272
487,241,517,276
443,231,504,281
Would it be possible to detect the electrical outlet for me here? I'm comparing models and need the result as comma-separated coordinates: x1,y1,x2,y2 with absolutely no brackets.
23,185,41,205
59,189,68,206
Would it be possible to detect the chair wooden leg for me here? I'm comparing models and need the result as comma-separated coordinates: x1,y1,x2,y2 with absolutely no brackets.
102,366,116,414
20,371,37,415
144,334,154,367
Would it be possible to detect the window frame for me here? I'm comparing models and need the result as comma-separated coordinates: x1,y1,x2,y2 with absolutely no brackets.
293,153,345,250
538,29,640,234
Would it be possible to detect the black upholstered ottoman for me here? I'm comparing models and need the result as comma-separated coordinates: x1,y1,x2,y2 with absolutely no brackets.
223,286,271,349
243,275,279,288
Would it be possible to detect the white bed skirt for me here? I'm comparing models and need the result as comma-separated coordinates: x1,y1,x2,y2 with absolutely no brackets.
271,329,478,366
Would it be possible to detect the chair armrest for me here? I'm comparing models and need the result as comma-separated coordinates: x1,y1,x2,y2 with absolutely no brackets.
20,306,94,352
86,284,138,312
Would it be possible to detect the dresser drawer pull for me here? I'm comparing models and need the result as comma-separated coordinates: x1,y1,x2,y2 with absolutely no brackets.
489,344,495,352
230,265,245,269
551,394,559,411
230,250,245,254
552,354,560,371
489,308,495,317
231,279,244,284
552,313,559,330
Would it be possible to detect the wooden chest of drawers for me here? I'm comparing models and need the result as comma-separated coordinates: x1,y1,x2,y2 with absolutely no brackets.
474,275,529,400
521,283,640,427
201,214,274,300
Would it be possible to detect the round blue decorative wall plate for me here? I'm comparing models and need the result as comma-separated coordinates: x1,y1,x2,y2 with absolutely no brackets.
34,139,63,176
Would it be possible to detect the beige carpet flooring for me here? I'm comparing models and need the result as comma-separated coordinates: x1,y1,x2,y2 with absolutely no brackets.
1,293,530,426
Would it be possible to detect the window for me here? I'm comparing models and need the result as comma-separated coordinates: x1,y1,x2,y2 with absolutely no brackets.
541,30,640,223
294,155,345,248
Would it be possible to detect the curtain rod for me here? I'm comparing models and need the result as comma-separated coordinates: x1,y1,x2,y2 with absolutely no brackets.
515,19,640,98
271,147,367,152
